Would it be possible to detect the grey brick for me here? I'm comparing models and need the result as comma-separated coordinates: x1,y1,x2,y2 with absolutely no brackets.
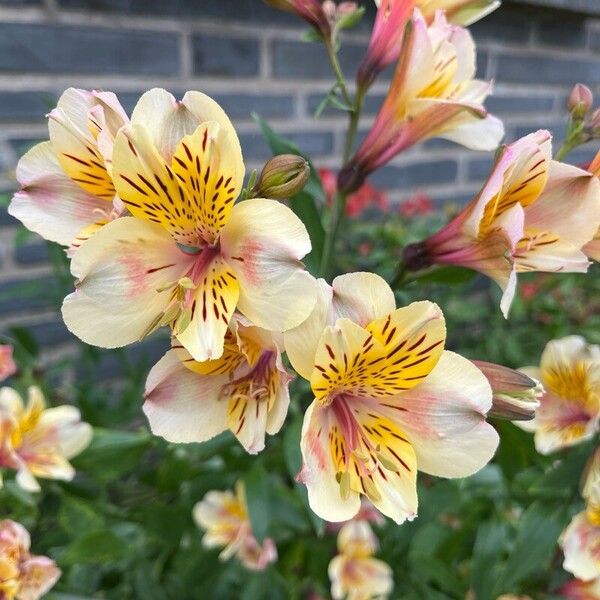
14,243,49,266
496,54,600,85
511,0,600,16
508,120,565,143
239,131,334,161
0,0,40,4
467,156,495,182
471,7,533,44
0,92,56,122
193,36,259,77
485,94,556,115
536,13,588,48
0,24,179,75
565,146,599,167
0,277,58,316
8,138,44,158
371,160,458,189
589,30,600,53
272,40,366,80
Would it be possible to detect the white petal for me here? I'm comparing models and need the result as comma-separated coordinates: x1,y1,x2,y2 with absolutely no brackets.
385,351,498,477
62,217,191,348
143,350,229,443
9,142,108,246
220,198,317,332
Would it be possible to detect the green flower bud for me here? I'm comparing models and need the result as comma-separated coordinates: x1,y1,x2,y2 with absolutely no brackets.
254,154,310,199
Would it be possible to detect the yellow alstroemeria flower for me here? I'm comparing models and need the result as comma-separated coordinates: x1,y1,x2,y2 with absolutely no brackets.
0,386,92,492
143,314,292,454
9,88,128,254
285,272,498,523
584,148,600,263
62,88,317,362
0,519,60,600
328,520,393,600
193,482,277,571
516,336,600,454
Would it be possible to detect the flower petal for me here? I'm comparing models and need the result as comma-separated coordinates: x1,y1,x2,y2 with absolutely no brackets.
382,351,498,477
175,257,240,361
18,556,61,600
143,350,229,443
62,217,191,348
299,400,361,522
9,142,109,246
561,513,600,581
220,198,317,332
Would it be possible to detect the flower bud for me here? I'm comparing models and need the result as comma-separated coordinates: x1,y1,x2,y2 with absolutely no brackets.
568,84,593,119
472,360,543,421
254,154,310,199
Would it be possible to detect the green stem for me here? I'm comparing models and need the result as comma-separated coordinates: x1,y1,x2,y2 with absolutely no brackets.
324,38,352,109
343,86,365,163
320,190,348,278
555,141,575,162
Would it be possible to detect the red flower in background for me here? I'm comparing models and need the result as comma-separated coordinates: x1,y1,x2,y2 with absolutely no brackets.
319,168,389,217
399,192,433,217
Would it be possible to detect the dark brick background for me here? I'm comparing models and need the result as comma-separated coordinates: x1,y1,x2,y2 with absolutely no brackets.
0,0,599,360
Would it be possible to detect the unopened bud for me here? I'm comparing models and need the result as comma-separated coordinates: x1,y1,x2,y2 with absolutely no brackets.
473,360,543,421
254,154,310,199
568,84,593,119
590,108,600,135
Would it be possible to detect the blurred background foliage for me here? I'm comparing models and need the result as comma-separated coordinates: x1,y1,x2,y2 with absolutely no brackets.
0,114,597,596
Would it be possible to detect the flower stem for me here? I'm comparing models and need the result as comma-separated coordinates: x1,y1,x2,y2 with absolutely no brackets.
320,190,348,278
555,141,575,162
324,38,352,109
343,86,365,163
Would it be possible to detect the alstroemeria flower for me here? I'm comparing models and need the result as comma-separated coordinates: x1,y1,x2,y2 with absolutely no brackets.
0,519,60,600
340,9,503,193
357,0,415,89
584,148,600,262
561,578,600,599
409,131,600,316
561,493,600,583
0,386,92,492
143,315,291,454
329,520,393,600
285,272,498,523
0,346,17,382
193,481,277,571
516,336,600,454
9,88,128,254
61,88,317,362
264,0,333,37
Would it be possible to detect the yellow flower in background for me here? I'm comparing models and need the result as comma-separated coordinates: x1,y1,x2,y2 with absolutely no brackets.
143,315,292,454
286,272,498,523
0,519,60,600
62,88,317,363
516,336,600,454
9,88,129,254
193,482,277,571
0,386,92,492
328,520,393,600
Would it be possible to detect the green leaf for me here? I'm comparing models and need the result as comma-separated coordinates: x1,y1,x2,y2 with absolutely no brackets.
58,496,105,535
335,6,365,30
471,519,507,600
60,529,130,565
242,464,270,543
494,501,567,594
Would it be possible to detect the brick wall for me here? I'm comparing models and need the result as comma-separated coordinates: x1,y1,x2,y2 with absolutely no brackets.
1,0,600,359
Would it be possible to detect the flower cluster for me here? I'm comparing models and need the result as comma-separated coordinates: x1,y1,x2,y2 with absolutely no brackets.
0,519,60,600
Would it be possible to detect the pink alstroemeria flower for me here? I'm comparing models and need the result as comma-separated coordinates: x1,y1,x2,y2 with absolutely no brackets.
340,9,503,192
9,88,129,254
584,148,600,262
0,346,17,382
0,519,61,600
0,386,92,492
284,272,498,523
193,482,277,571
561,578,600,599
61,88,317,363
517,336,600,455
143,315,292,454
407,130,600,316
